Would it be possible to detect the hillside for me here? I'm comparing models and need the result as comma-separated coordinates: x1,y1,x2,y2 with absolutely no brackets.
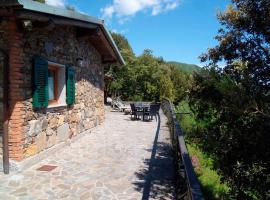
168,61,201,74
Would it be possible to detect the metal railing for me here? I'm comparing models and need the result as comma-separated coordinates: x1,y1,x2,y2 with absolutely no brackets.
162,98,204,200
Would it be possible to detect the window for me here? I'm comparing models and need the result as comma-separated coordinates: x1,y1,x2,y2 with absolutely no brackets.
33,57,75,108
48,67,58,103
47,63,66,107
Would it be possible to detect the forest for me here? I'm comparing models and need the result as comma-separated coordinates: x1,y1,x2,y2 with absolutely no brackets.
105,0,270,199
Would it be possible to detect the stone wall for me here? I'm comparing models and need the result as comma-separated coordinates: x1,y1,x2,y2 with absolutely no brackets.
0,19,105,160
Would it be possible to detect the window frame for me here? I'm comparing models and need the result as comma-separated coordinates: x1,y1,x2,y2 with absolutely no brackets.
33,58,75,109
47,61,67,108
48,65,59,105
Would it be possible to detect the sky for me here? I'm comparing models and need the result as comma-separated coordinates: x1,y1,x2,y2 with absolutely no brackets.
45,0,231,65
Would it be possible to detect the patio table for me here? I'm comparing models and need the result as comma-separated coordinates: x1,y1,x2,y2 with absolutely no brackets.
134,103,150,120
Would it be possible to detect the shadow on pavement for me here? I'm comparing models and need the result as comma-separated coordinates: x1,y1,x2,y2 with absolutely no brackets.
133,113,176,200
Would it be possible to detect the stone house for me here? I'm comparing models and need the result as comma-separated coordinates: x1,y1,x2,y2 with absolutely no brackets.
0,0,124,173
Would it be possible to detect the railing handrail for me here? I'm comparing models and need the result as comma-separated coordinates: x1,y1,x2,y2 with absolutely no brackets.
162,98,204,200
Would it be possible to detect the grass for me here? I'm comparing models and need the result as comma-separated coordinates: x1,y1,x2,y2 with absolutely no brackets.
176,100,230,200
187,143,230,199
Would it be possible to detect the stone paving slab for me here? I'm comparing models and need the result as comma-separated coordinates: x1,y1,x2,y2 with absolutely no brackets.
0,109,176,200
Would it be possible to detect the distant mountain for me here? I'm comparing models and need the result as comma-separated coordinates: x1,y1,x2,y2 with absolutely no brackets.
168,61,201,74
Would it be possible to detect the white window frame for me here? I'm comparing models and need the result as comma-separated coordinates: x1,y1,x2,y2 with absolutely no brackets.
47,61,67,108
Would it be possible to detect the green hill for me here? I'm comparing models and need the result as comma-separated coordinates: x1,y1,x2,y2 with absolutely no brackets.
168,61,201,74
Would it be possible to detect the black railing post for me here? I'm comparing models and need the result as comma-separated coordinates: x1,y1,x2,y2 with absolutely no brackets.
161,98,204,200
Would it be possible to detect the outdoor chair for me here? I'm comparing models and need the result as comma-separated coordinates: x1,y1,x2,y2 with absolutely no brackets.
112,99,130,112
130,103,143,119
143,103,160,121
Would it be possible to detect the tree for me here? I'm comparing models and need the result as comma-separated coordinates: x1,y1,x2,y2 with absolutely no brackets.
110,32,136,63
107,33,186,102
189,0,270,199
33,0,45,3
168,64,189,103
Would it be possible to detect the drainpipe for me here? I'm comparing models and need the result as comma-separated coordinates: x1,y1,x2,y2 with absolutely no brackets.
1,49,9,174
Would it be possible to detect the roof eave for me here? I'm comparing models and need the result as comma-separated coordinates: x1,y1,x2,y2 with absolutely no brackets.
101,26,125,66
0,0,22,7
0,0,125,66
17,0,103,25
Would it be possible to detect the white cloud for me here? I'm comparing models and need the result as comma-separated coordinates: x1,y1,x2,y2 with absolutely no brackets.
111,28,129,34
45,0,65,8
165,2,179,11
101,0,181,23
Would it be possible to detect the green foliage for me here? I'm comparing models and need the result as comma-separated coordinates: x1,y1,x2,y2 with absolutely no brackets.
190,69,270,199
66,5,76,11
168,61,201,75
169,66,190,103
110,32,136,63
106,33,191,103
189,0,270,199
176,100,230,199
175,100,196,134
187,144,230,200
33,0,45,3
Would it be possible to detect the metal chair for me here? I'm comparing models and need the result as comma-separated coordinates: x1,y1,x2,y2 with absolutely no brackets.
130,103,143,119
143,103,160,120
130,103,136,119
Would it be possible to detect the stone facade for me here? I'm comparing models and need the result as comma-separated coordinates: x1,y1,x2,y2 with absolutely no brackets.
0,19,105,161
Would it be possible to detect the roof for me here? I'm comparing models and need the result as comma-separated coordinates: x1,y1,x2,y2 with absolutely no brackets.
0,0,125,66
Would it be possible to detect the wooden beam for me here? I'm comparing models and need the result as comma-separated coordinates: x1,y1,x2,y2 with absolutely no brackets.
53,17,98,29
76,27,101,38
99,31,117,61
89,30,117,63
16,10,49,22
0,8,14,17
32,20,55,30
102,59,118,64
0,0,22,7
15,10,98,29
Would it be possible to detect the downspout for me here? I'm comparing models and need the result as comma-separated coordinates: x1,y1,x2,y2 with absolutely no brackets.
1,48,9,174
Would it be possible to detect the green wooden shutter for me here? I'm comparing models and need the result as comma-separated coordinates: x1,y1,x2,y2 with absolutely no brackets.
66,65,75,105
33,57,49,108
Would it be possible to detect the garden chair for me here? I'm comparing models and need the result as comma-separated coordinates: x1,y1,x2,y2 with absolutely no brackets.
143,103,160,121
130,103,143,119
112,99,130,112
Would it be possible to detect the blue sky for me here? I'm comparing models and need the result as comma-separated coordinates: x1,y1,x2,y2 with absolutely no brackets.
47,0,230,65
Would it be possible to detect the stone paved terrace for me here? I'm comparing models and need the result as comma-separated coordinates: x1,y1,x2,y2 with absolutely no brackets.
0,108,176,200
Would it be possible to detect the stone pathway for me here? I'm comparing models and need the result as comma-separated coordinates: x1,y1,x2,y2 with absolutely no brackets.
0,109,176,200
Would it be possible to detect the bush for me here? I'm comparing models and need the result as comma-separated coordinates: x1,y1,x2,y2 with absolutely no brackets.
187,144,230,200
176,100,230,199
